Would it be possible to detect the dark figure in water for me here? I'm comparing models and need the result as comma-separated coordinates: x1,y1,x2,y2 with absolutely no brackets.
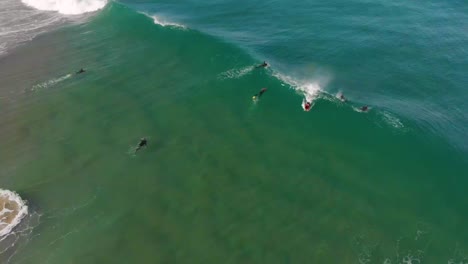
304,101,312,111
360,105,369,112
253,88,267,100
340,94,346,102
256,61,268,68
135,138,147,153
76,68,86,74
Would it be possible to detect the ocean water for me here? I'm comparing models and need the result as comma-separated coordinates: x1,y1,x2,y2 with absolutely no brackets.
0,0,467,263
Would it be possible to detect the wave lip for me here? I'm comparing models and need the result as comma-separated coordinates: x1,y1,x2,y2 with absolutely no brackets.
21,0,107,15
151,15,186,29
0,190,28,237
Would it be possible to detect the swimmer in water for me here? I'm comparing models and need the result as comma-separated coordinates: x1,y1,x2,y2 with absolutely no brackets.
252,88,267,100
256,61,268,68
135,138,147,153
360,105,369,112
76,68,86,74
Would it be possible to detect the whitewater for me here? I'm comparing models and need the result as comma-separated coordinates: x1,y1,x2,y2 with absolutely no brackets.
0,190,28,238
0,0,107,56
21,0,107,15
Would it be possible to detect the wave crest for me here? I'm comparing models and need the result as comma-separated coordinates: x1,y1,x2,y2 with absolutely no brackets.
151,15,186,29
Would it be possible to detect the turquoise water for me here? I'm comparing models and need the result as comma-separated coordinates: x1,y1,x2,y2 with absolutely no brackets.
0,0,467,263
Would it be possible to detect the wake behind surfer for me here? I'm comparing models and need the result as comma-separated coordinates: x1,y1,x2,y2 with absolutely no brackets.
256,61,268,68
135,138,148,153
253,88,267,100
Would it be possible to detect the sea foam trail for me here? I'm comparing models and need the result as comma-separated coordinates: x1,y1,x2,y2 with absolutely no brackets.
218,66,254,80
21,0,107,15
0,190,28,238
31,73,72,91
380,111,405,129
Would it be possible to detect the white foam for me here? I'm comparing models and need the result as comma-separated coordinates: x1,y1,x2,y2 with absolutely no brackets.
218,66,254,80
32,73,72,91
21,0,107,15
402,255,420,264
381,111,404,129
0,190,28,237
151,15,186,29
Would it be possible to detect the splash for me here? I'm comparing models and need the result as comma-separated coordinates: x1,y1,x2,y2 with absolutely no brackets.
273,72,324,101
21,0,107,15
301,98,314,111
0,190,28,237
273,72,324,111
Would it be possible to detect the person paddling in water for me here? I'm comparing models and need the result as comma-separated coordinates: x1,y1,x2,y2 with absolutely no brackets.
360,105,369,112
253,88,267,100
76,68,86,74
135,138,148,153
256,61,268,68
339,94,346,102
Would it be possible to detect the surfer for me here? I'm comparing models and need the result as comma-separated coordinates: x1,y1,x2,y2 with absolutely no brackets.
339,94,346,102
252,88,267,100
76,68,86,74
304,101,312,111
135,138,147,153
360,105,369,112
256,61,268,68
